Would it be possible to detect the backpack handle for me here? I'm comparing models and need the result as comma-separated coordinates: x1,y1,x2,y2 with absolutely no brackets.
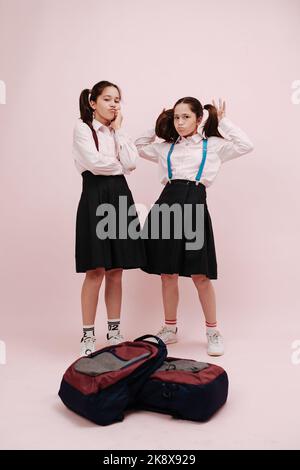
134,334,165,349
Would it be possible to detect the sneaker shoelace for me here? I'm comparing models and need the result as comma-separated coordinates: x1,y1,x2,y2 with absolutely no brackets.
158,326,171,336
82,335,95,342
208,332,221,344
81,336,95,354
82,336,95,345
108,331,123,341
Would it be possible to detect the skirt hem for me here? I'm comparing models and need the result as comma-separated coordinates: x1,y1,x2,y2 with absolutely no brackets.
76,263,146,273
141,266,217,280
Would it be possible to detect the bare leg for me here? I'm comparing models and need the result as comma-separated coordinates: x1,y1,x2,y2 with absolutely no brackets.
104,268,123,319
191,274,216,324
81,268,105,325
161,274,179,321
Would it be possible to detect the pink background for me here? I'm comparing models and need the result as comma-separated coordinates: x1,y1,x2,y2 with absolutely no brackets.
1,0,300,449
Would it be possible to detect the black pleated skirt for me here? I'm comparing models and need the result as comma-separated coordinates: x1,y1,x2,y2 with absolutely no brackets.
141,179,218,279
75,171,146,273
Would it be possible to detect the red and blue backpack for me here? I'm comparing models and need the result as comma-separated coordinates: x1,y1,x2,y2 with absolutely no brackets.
58,336,228,425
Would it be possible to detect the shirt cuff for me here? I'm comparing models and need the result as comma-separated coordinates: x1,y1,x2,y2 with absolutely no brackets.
218,117,233,135
114,128,129,140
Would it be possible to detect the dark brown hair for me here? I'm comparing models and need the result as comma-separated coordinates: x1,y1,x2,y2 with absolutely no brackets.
155,96,224,143
79,80,122,130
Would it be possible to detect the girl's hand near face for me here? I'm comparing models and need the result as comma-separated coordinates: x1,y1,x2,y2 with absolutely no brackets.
212,98,226,121
110,109,123,130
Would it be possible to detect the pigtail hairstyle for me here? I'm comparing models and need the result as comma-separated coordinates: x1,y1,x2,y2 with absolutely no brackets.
155,108,178,142
79,89,93,129
203,104,224,139
155,97,224,143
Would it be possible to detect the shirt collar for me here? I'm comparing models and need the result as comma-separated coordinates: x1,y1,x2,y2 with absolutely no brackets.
92,118,113,133
177,128,204,144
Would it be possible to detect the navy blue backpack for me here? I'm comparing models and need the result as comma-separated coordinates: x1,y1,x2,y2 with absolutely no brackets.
134,356,228,422
58,335,167,425
58,338,228,425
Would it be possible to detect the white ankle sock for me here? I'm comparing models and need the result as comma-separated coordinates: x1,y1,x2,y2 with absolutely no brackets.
83,324,95,338
165,320,177,332
107,318,120,337
206,321,217,334
206,326,218,334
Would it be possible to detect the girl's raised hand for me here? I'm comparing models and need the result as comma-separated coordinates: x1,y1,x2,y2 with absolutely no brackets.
212,98,226,121
110,109,123,130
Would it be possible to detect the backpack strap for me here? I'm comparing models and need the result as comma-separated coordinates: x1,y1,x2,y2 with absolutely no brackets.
134,334,166,349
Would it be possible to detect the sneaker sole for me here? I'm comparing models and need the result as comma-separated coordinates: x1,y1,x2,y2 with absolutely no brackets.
161,338,178,345
107,340,123,345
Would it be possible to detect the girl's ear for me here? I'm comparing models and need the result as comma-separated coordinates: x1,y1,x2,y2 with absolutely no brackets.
90,100,96,110
197,116,202,125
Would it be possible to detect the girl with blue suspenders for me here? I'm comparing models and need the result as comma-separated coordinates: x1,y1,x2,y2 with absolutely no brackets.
135,97,254,355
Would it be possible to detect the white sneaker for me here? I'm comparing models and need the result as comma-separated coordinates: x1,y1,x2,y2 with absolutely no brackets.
106,331,125,346
206,330,224,356
80,335,96,357
156,326,178,345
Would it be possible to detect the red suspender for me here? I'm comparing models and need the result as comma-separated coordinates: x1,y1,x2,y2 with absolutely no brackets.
91,127,99,151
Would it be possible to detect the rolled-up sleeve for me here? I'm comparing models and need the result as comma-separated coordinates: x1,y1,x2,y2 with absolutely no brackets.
216,117,254,163
135,128,160,163
73,121,123,175
114,128,138,172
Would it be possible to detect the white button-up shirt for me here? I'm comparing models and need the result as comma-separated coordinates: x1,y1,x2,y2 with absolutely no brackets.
134,117,254,187
73,118,138,175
